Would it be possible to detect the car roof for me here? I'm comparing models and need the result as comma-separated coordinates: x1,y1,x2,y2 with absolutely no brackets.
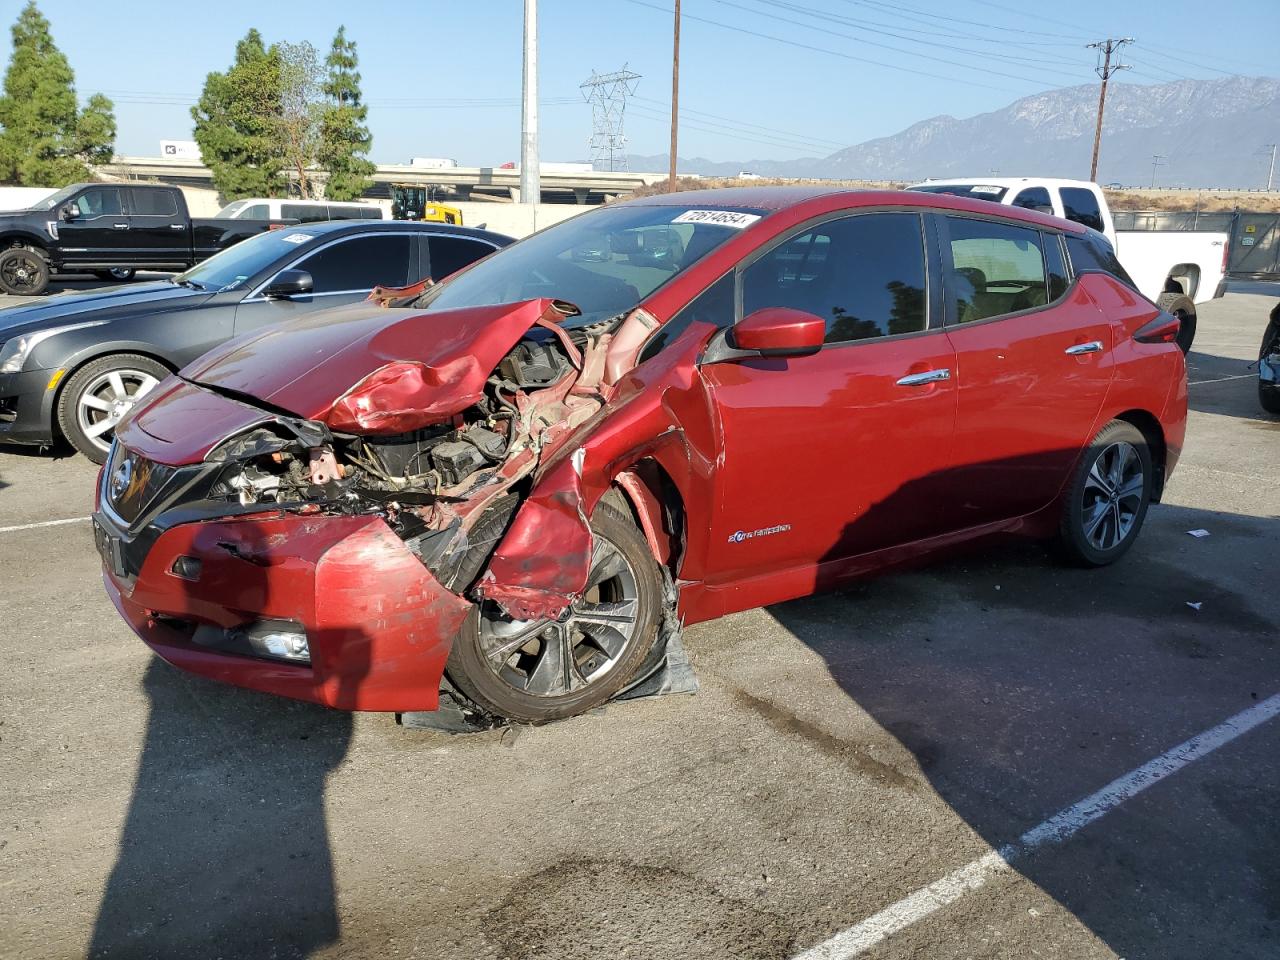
277,219,513,245
629,185,1087,234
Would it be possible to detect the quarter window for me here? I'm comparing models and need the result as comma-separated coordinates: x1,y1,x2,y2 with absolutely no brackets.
1060,188,1105,232
295,235,412,293
741,212,927,344
1065,233,1138,290
129,190,178,216
946,217,1048,323
1043,232,1069,301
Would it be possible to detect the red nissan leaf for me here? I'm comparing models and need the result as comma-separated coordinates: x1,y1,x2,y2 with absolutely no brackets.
95,188,1187,723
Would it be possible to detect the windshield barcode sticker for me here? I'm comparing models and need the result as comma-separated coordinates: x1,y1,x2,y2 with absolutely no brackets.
671,210,762,229
281,233,311,244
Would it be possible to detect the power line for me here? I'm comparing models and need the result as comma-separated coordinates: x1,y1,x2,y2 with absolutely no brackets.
632,95,846,149
619,0,1037,94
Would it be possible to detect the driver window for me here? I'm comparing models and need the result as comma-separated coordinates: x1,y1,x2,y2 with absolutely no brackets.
75,188,123,217
946,217,1048,323
740,212,928,344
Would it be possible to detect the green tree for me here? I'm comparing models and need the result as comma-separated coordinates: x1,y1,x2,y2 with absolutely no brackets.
191,29,287,199
317,26,374,201
277,40,322,198
0,2,116,185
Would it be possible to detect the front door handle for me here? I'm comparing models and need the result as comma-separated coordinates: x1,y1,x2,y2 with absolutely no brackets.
1065,340,1104,355
169,224,185,230
112,222,129,230
896,368,951,386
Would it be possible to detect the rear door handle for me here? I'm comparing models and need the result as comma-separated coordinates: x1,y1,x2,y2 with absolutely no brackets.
1064,341,1104,355
112,223,129,230
896,368,951,386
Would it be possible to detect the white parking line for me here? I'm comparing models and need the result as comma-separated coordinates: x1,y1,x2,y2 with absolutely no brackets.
792,693,1280,960
0,516,90,534
1188,374,1255,385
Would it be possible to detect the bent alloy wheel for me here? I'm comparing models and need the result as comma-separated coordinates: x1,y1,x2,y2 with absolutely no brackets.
57,354,169,463
0,247,50,296
447,505,662,722
1057,420,1153,567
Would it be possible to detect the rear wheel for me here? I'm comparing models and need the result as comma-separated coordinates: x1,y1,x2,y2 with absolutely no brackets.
1260,315,1280,416
1156,291,1196,355
1057,420,1153,567
57,354,169,463
93,268,135,282
0,247,50,296
446,505,662,723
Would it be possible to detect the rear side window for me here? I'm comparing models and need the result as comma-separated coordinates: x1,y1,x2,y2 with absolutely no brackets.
1012,187,1052,212
945,217,1048,323
296,235,412,292
741,212,927,344
1060,188,1104,232
129,190,178,216
428,236,496,281
282,203,329,223
1065,233,1138,290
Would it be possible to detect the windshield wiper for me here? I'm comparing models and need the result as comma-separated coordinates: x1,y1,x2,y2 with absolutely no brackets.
171,278,206,290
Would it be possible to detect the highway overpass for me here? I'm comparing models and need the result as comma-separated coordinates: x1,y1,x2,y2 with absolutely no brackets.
95,157,664,204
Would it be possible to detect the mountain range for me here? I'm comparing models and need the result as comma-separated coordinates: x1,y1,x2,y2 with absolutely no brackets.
624,76,1280,188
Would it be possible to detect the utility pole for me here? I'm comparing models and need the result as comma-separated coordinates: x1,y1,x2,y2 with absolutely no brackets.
1150,154,1167,188
1086,38,1132,182
520,0,540,205
668,0,681,191
1265,143,1277,191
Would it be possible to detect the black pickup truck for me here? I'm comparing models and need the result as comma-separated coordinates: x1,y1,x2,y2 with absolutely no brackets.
0,183,289,296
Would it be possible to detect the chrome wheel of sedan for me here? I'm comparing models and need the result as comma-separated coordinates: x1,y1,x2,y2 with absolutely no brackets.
478,534,640,698
76,369,160,453
1081,440,1145,551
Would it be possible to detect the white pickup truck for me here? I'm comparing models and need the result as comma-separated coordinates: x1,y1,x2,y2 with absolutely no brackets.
908,177,1227,352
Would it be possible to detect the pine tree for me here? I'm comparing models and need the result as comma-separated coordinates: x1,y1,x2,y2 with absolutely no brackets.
317,26,375,201
191,29,287,199
0,2,116,185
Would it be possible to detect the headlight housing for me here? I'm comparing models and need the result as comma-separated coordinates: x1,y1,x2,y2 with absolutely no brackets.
0,320,109,374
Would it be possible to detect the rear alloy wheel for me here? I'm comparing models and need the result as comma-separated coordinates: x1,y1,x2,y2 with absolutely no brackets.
0,247,50,296
1156,291,1196,355
447,505,662,723
1258,316,1280,416
57,354,169,463
1057,420,1153,567
93,268,136,283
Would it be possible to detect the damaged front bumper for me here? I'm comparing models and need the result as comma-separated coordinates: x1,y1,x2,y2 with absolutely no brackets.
98,508,471,712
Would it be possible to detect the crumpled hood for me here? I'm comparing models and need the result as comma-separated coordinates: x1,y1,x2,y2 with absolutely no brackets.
0,281,207,340
182,298,570,435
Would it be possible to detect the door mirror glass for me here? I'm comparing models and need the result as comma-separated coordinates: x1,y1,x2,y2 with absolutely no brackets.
262,269,313,299
731,307,825,357
59,204,77,221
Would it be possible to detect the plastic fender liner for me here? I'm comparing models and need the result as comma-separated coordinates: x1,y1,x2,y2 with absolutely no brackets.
474,455,591,620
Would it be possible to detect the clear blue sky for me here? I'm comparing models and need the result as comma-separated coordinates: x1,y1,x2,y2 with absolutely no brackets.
12,0,1279,165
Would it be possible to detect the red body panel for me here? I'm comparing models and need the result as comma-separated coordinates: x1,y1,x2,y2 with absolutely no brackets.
99,187,1189,713
104,514,469,711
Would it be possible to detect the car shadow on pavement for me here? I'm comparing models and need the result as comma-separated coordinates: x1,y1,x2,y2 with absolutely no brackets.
89,522,368,960
766,490,1279,959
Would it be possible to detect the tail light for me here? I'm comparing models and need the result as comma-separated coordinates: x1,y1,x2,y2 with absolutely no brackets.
1134,313,1181,344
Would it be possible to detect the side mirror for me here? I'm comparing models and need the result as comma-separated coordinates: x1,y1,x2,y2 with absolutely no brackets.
731,307,825,357
58,204,76,222
262,269,313,299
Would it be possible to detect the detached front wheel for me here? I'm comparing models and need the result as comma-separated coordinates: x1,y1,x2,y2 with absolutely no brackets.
447,505,662,723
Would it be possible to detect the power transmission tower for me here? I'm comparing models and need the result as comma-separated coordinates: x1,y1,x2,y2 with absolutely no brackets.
1150,154,1167,188
1086,38,1133,182
581,66,641,172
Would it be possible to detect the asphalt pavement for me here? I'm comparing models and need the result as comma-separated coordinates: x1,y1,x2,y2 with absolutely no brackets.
1,293,1277,960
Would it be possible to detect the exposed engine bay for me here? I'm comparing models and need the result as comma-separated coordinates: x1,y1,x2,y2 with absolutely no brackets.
202,304,616,597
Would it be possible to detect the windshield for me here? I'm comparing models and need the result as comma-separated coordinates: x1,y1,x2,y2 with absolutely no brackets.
418,203,766,326
216,200,249,219
175,228,317,291
908,184,1008,202
30,184,83,211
